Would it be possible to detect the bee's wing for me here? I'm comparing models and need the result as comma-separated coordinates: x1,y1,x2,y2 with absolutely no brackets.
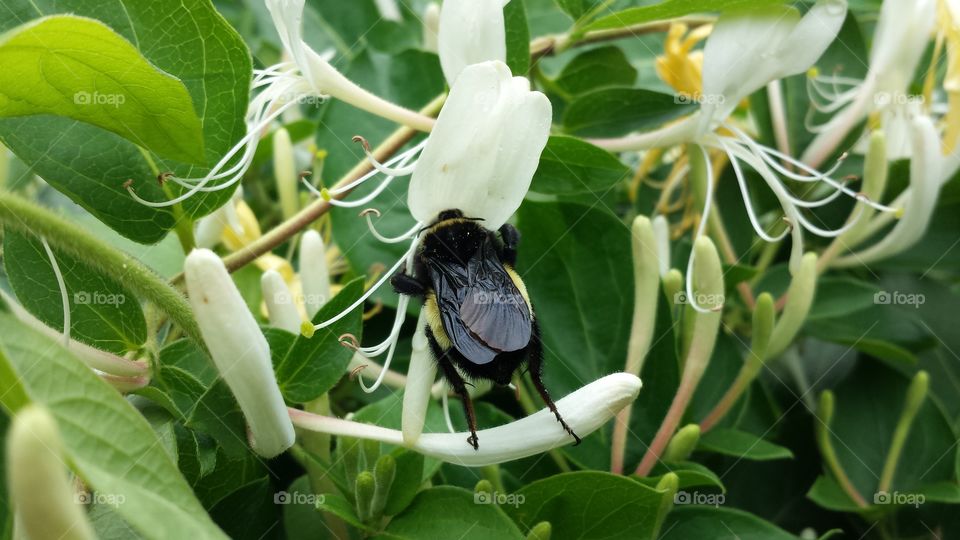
428,240,532,365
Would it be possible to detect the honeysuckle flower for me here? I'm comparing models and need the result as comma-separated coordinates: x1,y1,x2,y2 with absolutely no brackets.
437,0,510,84
831,116,945,266
374,0,402,23
802,0,936,167
262,269,301,334
195,187,245,249
592,1,894,283
941,0,960,152
290,373,642,466
126,0,434,209
402,313,436,445
274,127,299,219
303,61,550,408
656,22,712,99
185,248,295,458
767,252,818,358
7,405,95,540
299,230,331,319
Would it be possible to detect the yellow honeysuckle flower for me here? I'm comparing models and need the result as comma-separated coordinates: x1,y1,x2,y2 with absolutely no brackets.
938,0,960,152
656,22,712,98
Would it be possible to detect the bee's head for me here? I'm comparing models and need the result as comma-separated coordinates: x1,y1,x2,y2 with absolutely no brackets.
436,209,464,222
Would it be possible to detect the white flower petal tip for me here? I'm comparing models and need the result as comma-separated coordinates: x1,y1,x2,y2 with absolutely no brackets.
408,60,551,230
185,249,295,458
290,373,642,467
402,314,437,446
261,269,301,334
438,0,507,84
299,230,331,319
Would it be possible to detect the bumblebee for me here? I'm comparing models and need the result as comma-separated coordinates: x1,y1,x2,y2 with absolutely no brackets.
391,209,580,450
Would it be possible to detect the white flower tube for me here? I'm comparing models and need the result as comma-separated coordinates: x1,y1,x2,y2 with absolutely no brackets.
261,269,302,333
402,312,437,445
438,0,509,84
423,3,440,53
292,373,642,467
273,127,299,220
299,230,331,319
7,405,94,540
408,61,551,229
185,249,295,458
194,188,244,249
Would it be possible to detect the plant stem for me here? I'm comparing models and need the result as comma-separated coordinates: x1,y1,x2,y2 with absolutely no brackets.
0,192,203,346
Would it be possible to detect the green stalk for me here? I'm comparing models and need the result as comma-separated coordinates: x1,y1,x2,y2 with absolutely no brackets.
878,371,929,493
0,193,202,345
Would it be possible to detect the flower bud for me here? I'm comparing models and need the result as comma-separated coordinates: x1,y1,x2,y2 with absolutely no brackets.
273,127,299,220
746,292,775,372
261,269,301,334
7,405,94,540
663,424,700,462
527,521,552,540
767,252,817,358
185,249,295,458
355,471,376,522
371,454,396,518
422,3,440,53
299,230,331,320
627,216,661,375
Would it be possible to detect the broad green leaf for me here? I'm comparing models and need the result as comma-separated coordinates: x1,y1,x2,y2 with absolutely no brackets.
555,46,638,96
661,506,798,539
316,493,378,533
208,477,280,539
643,461,726,492
504,472,664,539
531,135,630,195
585,0,788,31
697,428,794,461
0,313,227,539
553,0,602,21
4,229,146,353
282,476,330,540
0,0,252,243
269,277,364,403
563,88,695,137
504,0,531,75
0,411,10,540
0,15,204,163
808,278,880,320
378,487,525,540
805,303,935,365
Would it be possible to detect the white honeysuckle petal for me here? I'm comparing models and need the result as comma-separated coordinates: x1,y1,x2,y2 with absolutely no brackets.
194,188,244,249
652,215,671,277
292,373,642,467
869,0,936,94
185,249,295,458
423,2,440,53
701,0,846,121
266,0,310,76
408,61,551,229
836,116,943,265
438,0,507,85
402,312,437,445
299,230,332,319
374,0,402,22
261,270,302,334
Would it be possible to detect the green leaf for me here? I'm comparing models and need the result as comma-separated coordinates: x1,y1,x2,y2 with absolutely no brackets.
504,0,531,76
0,15,204,163
555,46,638,96
0,312,227,539
697,428,794,461
585,0,788,31
531,136,630,195
269,277,365,403
316,493,378,533
806,475,864,513
504,472,664,539
0,0,252,243
4,229,146,353
563,88,694,137
378,487,524,540
808,278,881,320
643,461,726,492
661,506,798,539
384,450,425,516
553,0,602,21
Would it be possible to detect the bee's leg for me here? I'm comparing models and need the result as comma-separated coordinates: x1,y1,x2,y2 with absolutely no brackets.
426,331,480,450
497,223,520,266
526,319,581,445
390,271,426,298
